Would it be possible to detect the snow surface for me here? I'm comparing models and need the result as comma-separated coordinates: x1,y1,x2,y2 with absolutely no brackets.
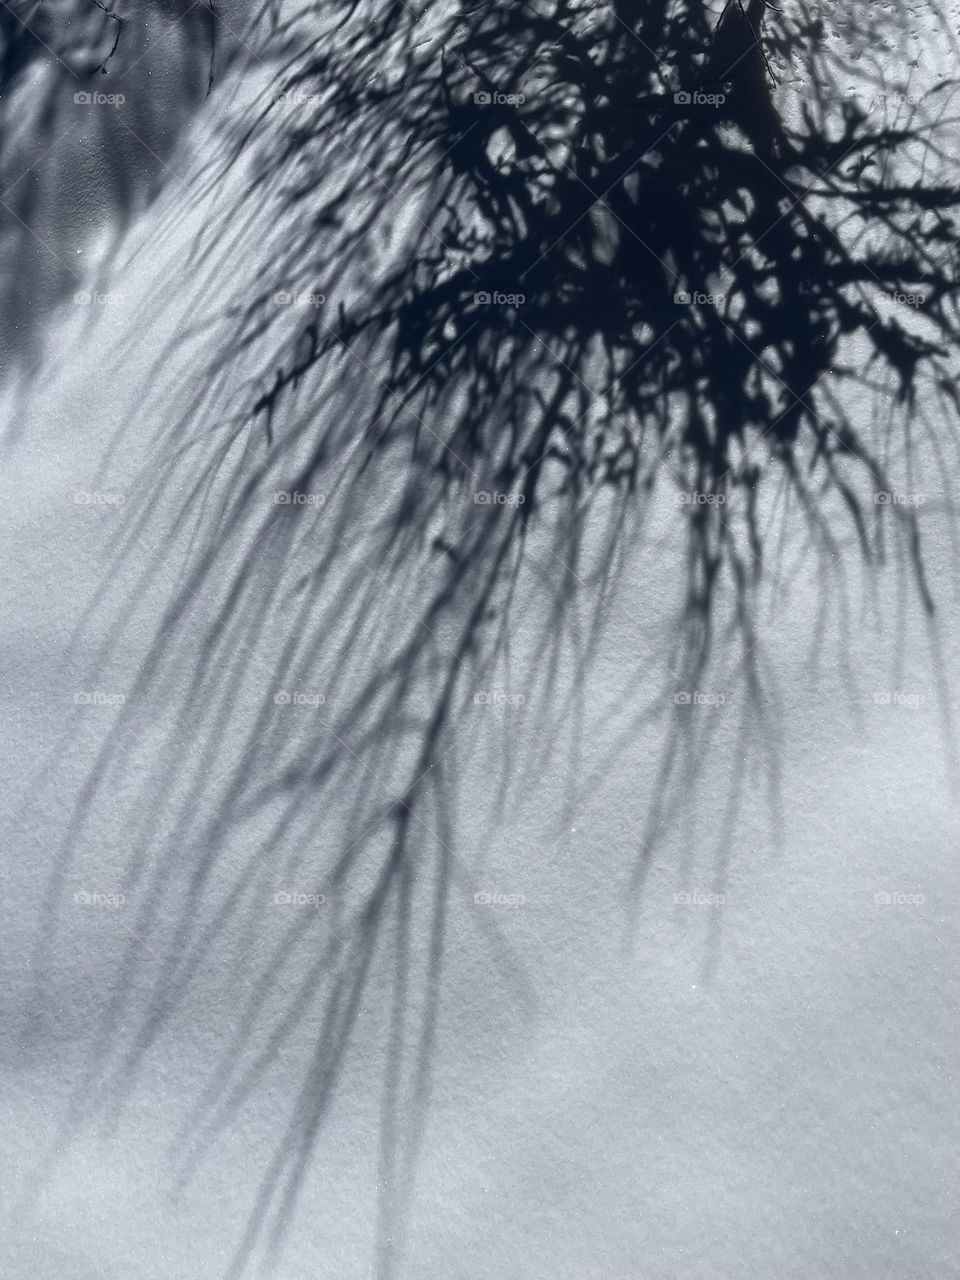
1,1,958,1277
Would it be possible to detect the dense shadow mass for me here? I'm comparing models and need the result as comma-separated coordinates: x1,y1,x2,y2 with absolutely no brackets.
194,0,959,656
22,0,960,1275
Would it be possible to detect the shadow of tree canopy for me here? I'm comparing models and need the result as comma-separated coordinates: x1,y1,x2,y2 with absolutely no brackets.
27,0,960,1276
205,0,960,653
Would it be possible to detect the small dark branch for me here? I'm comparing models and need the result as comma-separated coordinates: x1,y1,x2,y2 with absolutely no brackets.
89,0,121,74
206,0,217,96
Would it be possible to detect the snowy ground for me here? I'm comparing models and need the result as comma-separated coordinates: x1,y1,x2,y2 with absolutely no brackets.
2,2,959,1277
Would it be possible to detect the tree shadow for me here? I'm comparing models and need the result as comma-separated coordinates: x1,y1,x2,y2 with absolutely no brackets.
21,0,960,1275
